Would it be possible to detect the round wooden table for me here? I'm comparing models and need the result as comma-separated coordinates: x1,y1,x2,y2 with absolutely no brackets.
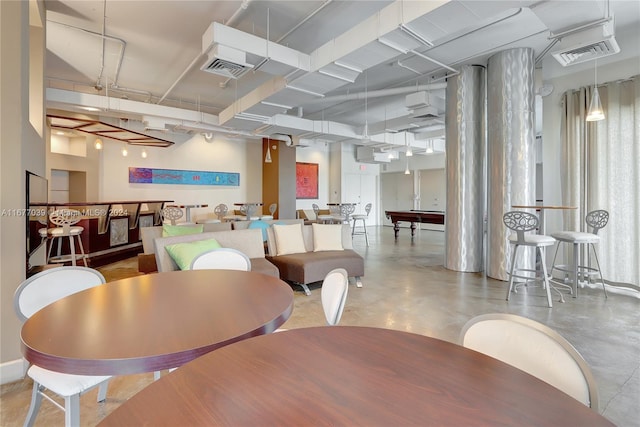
98,326,613,426
20,270,293,376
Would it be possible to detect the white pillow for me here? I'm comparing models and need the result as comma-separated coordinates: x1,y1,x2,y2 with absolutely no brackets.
273,223,307,256
312,223,344,252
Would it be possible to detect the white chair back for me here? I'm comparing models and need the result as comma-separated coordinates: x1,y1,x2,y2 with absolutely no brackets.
459,313,599,411
14,267,106,322
49,209,82,234
321,268,349,325
214,203,229,220
190,248,251,271
503,211,538,244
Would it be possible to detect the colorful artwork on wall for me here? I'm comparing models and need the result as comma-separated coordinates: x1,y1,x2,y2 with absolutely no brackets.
296,162,318,199
128,167,239,186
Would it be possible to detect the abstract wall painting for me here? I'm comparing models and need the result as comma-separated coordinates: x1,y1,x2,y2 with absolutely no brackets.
129,167,239,186
296,162,318,199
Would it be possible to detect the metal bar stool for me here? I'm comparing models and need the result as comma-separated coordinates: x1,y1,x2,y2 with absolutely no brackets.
504,211,559,308
550,209,608,298
44,209,89,267
351,203,372,246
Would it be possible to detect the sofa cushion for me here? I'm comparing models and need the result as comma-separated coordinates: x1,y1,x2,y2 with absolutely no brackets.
273,223,307,256
162,224,203,237
312,223,344,252
165,238,222,270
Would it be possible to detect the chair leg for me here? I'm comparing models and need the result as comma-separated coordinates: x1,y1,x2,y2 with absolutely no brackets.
68,235,77,266
506,245,519,301
64,394,80,427
363,221,369,247
24,382,44,427
539,247,553,308
572,242,579,298
590,243,608,298
76,235,89,267
96,380,109,402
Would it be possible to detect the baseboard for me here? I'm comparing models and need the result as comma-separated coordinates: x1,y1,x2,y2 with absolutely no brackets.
0,358,28,385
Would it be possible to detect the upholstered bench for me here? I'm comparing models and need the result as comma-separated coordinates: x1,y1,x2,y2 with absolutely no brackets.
266,223,364,295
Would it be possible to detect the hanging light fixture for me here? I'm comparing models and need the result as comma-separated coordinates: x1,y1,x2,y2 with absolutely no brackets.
426,140,434,154
141,149,148,159
264,144,272,163
362,71,370,142
94,138,103,150
405,133,413,157
121,144,128,157
404,158,411,175
586,59,605,122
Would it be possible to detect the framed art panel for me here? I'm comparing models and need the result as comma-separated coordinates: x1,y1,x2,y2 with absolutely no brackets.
296,162,318,199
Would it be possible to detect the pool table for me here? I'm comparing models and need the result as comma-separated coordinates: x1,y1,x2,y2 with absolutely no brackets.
385,210,445,239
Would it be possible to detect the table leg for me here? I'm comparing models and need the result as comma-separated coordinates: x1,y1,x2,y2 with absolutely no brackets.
572,242,579,298
184,208,192,222
410,222,417,238
394,222,399,239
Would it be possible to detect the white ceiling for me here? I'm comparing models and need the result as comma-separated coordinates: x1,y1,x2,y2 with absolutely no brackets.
44,0,640,151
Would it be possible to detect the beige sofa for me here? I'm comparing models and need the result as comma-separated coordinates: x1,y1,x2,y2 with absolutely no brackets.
266,224,364,295
138,223,232,273
153,228,279,277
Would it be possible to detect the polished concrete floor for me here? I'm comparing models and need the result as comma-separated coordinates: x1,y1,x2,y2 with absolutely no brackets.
2,226,639,426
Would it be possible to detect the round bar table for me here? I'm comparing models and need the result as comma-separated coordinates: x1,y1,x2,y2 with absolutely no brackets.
21,270,293,376
98,326,613,426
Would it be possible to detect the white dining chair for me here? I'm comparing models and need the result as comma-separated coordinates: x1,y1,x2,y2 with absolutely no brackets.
190,248,252,271
459,313,599,411
321,268,349,325
13,267,112,427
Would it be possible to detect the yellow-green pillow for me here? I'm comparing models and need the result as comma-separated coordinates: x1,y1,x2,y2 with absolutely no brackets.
165,238,222,270
162,224,203,237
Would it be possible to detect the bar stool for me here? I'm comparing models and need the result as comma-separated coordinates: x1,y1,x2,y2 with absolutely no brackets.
313,204,333,224
503,211,558,308
41,209,89,267
351,203,372,246
550,209,608,298
260,203,277,220
161,206,184,225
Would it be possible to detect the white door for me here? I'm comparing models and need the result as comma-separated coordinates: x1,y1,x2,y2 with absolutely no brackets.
344,174,378,225
380,172,414,226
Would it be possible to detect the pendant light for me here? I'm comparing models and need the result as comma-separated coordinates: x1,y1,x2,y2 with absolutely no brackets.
264,144,272,163
121,143,128,157
141,149,148,159
94,138,103,150
362,71,370,142
586,59,605,122
405,133,413,156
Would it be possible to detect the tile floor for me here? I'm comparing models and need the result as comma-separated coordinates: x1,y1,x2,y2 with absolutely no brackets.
2,226,638,426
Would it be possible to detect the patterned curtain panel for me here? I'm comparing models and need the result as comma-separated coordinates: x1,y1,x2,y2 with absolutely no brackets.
561,76,639,288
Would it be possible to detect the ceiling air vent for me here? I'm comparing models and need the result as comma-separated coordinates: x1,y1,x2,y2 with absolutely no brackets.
551,19,620,67
200,44,253,79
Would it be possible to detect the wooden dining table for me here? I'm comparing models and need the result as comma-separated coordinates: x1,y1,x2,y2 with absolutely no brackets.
20,270,293,376
98,326,613,426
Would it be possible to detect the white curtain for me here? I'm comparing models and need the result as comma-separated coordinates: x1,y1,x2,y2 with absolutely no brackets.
560,76,639,287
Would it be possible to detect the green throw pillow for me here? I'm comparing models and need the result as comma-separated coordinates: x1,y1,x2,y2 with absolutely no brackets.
162,224,203,237
165,238,222,270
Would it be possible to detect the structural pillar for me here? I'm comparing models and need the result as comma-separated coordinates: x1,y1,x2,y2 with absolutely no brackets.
444,65,485,272
486,48,536,280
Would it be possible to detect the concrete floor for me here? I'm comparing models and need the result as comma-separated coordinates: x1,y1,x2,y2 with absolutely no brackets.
2,226,639,426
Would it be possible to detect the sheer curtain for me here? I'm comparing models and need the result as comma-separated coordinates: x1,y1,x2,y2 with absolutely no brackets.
560,76,639,288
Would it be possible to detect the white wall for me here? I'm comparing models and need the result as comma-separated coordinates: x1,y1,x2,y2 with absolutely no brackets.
98,134,262,222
